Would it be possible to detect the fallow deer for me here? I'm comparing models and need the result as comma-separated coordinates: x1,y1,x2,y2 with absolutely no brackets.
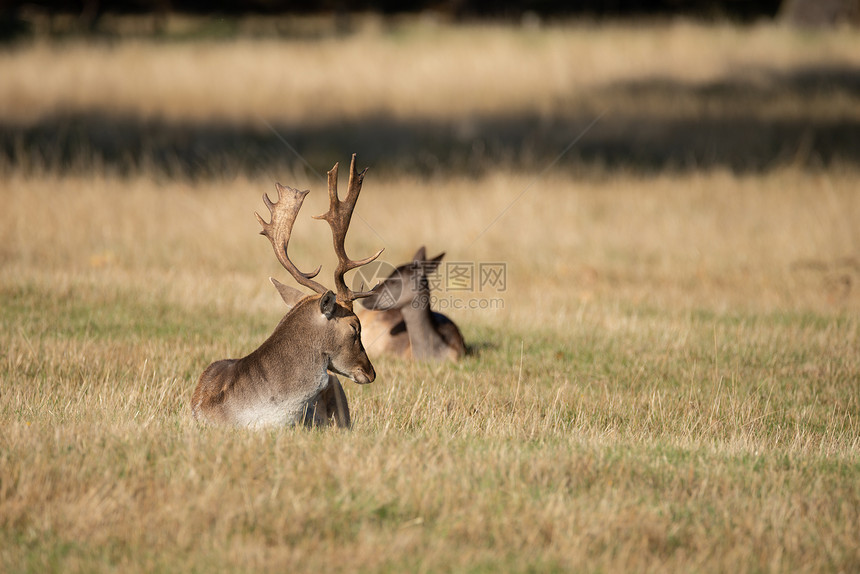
191,154,382,429
358,246,466,362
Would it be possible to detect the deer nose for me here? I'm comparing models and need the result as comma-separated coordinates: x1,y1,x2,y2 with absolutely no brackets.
354,364,375,385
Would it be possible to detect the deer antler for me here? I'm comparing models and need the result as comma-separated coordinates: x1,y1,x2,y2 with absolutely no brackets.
313,154,384,308
256,183,328,295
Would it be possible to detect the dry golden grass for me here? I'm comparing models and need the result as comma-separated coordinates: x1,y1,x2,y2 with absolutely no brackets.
1,17,859,573
3,18,860,124
3,166,858,572
2,168,858,319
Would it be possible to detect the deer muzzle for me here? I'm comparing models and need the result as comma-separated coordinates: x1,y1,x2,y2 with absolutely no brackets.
352,364,376,385
329,362,375,385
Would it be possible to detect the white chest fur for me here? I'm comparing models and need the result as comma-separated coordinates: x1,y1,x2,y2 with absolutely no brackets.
233,370,331,429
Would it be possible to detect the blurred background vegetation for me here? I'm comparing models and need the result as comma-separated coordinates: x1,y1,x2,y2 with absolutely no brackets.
1,0,859,181
3,0,860,38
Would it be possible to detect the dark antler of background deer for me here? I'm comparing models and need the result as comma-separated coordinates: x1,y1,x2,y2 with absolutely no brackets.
191,154,382,428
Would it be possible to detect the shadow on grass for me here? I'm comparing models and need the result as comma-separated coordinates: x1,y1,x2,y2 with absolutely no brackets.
2,64,859,178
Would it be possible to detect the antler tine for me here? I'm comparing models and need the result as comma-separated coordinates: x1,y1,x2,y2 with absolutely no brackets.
256,183,328,295
313,154,384,307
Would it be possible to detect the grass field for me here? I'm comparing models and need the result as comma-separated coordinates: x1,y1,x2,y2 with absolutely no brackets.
1,16,859,573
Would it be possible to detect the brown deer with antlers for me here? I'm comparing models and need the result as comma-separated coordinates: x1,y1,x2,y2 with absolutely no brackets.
191,155,382,429
358,246,466,362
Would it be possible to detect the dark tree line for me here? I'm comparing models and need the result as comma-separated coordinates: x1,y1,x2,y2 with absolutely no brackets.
1,0,857,40
0,0,824,22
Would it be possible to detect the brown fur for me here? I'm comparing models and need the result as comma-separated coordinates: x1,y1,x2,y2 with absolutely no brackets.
192,292,373,428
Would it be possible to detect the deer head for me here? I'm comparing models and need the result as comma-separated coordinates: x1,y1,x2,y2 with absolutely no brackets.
357,246,466,362
191,155,383,428
257,154,385,377
360,246,444,312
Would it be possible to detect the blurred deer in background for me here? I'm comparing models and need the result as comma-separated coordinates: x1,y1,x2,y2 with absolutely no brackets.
359,246,466,362
191,155,382,429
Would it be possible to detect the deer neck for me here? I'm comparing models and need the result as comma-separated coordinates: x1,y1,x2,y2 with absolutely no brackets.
251,305,330,388
400,294,449,360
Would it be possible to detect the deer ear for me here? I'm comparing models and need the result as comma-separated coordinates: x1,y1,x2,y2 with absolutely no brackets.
270,277,305,310
412,246,427,262
320,290,337,319
423,251,445,274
